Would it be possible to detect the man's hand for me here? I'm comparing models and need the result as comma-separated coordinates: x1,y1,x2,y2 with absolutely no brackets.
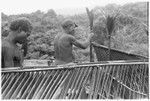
20,64,23,69
63,62,77,68
88,32,94,41
66,62,76,66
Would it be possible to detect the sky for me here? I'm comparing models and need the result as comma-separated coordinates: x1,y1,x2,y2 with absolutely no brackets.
0,0,148,15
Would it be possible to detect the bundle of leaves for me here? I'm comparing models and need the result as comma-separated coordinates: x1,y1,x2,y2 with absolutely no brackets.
86,8,94,30
106,14,117,35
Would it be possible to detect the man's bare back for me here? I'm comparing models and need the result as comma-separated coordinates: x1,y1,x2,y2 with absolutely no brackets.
54,33,75,65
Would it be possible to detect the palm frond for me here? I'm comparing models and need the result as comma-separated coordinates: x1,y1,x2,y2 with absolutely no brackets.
106,14,117,35
86,8,94,31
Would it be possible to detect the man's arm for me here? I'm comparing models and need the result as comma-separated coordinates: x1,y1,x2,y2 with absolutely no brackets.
19,50,24,69
2,48,14,67
70,33,94,49
14,47,24,68
22,42,28,57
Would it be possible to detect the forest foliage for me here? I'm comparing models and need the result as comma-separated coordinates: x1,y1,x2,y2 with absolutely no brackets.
1,2,149,62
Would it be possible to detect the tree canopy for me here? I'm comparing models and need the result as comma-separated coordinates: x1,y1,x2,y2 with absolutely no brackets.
1,2,148,61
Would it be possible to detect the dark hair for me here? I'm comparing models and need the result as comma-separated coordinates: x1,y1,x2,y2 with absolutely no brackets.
9,17,33,33
61,19,78,29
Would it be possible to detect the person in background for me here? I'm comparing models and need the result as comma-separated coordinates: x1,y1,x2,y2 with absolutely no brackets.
2,17,33,68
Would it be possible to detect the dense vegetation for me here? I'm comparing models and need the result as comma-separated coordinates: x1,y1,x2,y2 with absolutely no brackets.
1,2,148,62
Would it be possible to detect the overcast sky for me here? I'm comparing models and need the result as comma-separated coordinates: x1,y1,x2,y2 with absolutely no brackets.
0,0,147,15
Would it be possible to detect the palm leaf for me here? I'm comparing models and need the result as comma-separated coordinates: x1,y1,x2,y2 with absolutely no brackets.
106,15,117,35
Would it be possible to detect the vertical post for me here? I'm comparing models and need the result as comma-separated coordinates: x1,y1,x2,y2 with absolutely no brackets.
90,41,93,62
106,25,111,61
147,2,149,36
90,25,93,62
86,8,94,62
108,35,111,60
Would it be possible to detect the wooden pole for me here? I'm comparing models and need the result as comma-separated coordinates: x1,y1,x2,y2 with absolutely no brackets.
147,2,149,36
86,8,94,62
108,35,111,60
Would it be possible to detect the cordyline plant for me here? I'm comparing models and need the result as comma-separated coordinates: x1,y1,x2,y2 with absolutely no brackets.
105,12,119,60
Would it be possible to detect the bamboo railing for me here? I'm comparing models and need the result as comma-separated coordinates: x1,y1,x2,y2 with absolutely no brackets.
1,61,149,99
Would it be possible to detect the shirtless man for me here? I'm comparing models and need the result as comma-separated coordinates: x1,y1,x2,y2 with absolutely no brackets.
2,17,32,68
53,19,94,98
54,19,94,65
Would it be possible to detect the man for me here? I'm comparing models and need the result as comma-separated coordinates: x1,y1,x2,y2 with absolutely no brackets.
54,19,94,65
53,19,94,99
2,17,32,68
2,21,28,57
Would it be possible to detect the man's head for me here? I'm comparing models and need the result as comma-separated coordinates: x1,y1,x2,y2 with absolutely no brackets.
9,17,33,43
61,19,78,35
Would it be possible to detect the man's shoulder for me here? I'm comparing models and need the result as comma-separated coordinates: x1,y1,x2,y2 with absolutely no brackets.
2,38,9,47
63,34,75,39
54,33,63,39
55,33,74,39
2,38,13,50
